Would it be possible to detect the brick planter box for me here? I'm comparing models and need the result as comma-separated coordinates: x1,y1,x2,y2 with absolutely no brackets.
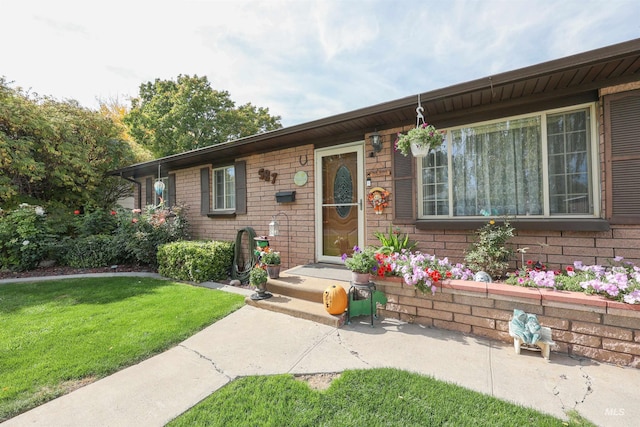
375,276,640,368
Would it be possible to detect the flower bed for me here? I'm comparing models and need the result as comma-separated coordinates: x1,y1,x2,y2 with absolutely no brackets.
374,274,640,369
367,252,640,368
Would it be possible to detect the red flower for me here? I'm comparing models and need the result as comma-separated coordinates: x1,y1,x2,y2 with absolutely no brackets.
526,260,533,265
74,210,80,215
446,271,452,278
429,269,442,283
566,266,574,272
110,210,117,215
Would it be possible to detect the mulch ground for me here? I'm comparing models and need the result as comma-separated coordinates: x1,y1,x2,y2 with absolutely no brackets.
0,265,157,281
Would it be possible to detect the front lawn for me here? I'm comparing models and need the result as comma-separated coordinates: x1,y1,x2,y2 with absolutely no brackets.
169,368,594,426
0,277,245,421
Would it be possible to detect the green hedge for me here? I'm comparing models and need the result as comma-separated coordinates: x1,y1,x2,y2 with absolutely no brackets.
157,240,234,283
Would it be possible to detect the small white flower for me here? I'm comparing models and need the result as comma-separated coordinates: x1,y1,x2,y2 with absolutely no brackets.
22,240,30,246
35,206,45,216
19,203,29,208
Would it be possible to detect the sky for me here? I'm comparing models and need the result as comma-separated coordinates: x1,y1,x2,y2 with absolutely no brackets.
2,0,640,127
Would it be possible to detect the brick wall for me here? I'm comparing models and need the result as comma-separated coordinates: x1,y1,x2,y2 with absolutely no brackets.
362,102,640,272
142,145,317,269
377,277,640,368
129,90,640,272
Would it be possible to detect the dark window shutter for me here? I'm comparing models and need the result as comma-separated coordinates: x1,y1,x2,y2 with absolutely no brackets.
200,167,210,215
145,177,153,206
392,148,415,222
235,161,247,214
168,173,176,207
605,90,640,224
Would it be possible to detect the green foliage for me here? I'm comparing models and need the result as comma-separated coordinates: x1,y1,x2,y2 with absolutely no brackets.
0,203,189,271
74,208,119,237
342,246,378,273
0,204,55,271
249,266,268,287
157,240,234,283
115,205,190,267
57,235,121,268
124,74,282,157
0,277,245,421
0,78,138,208
260,250,281,265
553,274,588,292
464,219,515,279
373,225,417,255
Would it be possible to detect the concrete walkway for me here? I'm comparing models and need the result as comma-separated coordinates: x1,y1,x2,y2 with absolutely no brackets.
2,276,639,426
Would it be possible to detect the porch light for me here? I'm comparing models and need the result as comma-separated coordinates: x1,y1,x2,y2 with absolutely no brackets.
268,219,279,236
268,211,290,268
369,130,383,153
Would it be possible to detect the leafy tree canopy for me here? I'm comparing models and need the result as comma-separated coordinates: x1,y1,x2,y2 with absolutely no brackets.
0,77,138,209
124,74,282,158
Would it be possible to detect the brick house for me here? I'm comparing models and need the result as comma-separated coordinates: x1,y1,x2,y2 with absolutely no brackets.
112,38,640,273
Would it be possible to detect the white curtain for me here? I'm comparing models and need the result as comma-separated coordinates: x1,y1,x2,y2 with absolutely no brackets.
450,117,543,216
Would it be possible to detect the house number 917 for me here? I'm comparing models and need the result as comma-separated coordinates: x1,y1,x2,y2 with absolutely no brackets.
258,168,277,184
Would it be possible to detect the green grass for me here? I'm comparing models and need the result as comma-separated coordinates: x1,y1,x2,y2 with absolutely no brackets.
0,277,245,421
169,368,595,427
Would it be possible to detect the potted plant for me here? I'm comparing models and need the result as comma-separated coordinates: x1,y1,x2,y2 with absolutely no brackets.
249,266,269,298
395,123,444,157
261,250,281,278
341,246,378,284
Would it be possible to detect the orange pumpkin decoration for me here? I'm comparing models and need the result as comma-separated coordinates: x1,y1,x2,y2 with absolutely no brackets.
323,284,348,314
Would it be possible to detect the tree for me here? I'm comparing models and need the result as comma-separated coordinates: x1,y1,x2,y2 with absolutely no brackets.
98,96,154,163
0,77,137,209
124,75,282,158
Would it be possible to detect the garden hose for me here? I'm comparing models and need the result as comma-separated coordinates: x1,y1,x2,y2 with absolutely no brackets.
232,226,258,284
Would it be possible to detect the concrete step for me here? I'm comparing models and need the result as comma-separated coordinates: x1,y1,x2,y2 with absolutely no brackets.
265,273,349,303
244,266,351,327
245,293,346,328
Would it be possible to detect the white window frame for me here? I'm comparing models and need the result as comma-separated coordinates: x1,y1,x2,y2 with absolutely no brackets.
417,102,600,219
212,165,235,211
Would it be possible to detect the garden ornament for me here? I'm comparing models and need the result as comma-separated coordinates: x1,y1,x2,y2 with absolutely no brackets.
473,271,492,283
367,187,389,215
509,309,542,345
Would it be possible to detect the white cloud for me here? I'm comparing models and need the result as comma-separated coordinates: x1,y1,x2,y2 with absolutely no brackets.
2,0,639,127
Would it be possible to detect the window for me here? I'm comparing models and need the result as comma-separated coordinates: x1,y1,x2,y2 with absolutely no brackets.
418,105,596,218
213,166,235,210
201,161,245,216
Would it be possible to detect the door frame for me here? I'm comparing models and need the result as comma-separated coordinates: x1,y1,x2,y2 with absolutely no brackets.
314,142,365,264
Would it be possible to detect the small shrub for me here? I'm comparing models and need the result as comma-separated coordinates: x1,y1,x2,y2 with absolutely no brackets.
249,266,268,287
58,235,122,268
75,208,119,237
0,204,55,271
374,225,417,255
115,204,189,267
464,218,514,279
157,240,234,283
260,249,280,265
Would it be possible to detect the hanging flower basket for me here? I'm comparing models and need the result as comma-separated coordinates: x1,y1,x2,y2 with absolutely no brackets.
395,123,444,157
410,141,431,157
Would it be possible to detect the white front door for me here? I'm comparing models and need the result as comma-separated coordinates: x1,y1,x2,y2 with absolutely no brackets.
315,143,365,263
